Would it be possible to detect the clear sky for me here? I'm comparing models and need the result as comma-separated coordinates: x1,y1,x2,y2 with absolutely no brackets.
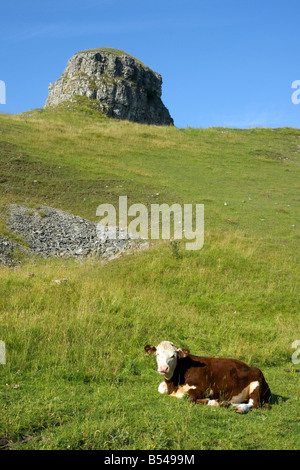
0,0,299,128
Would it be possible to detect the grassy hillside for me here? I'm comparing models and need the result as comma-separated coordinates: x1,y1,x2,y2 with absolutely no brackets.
0,100,300,450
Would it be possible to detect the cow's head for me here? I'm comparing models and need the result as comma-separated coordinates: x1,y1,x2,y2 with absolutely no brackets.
144,341,190,380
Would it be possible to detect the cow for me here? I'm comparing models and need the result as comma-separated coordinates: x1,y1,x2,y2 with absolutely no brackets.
144,341,271,414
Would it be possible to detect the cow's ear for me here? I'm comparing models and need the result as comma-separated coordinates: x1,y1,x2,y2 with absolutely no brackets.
144,344,157,355
177,348,190,358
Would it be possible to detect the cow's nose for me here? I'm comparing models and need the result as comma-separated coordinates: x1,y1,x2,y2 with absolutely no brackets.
158,365,169,374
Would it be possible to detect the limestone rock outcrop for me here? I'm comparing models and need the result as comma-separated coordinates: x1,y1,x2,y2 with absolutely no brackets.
44,48,173,125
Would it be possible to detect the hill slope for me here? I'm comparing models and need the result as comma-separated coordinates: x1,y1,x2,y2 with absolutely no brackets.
1,100,299,237
0,102,300,450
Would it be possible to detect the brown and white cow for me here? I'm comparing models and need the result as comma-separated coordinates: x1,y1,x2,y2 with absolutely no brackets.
144,341,271,414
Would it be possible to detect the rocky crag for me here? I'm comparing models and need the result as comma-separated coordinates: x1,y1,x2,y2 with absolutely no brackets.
0,204,147,266
44,48,173,125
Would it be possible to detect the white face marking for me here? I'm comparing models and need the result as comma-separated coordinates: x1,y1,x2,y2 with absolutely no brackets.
155,341,178,380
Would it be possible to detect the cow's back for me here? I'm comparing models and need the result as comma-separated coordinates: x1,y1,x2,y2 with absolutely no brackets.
179,355,270,402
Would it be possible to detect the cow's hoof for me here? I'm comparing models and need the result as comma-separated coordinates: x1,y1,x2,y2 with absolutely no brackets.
235,404,250,414
235,407,245,414
207,399,219,407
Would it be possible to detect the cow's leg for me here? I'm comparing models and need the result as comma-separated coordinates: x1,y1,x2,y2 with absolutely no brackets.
235,381,260,414
191,395,219,406
193,398,220,407
208,399,220,407
158,381,168,394
187,387,220,406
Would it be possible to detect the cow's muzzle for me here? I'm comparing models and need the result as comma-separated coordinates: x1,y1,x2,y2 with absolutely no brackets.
158,366,169,375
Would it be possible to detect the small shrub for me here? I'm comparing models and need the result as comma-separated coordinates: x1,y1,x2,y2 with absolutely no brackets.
169,240,182,259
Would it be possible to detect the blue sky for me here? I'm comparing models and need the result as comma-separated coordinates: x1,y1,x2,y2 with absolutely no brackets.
0,0,299,128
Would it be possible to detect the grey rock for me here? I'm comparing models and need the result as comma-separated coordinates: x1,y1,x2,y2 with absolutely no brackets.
5,204,146,262
44,48,173,126
0,234,29,266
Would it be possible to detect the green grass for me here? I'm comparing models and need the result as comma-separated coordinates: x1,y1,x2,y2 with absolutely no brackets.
0,101,300,449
